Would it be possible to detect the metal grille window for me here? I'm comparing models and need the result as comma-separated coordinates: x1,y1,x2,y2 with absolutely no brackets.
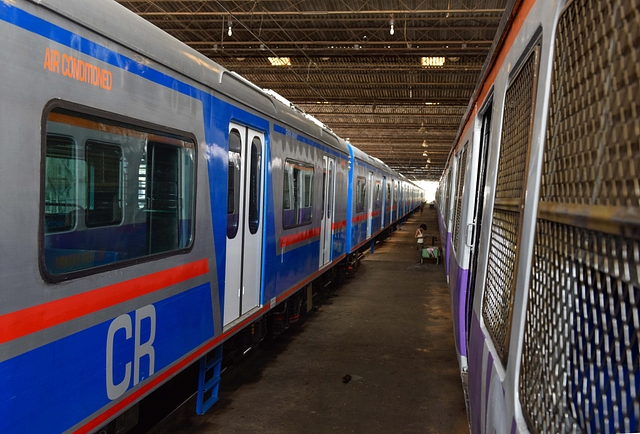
482,45,540,364
520,1,640,432
444,169,453,227
453,144,468,252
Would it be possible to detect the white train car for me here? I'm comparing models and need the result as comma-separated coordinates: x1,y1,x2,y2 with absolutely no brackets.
437,0,640,432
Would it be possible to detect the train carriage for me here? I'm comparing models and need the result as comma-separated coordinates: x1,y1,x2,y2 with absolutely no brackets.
0,0,422,432
438,0,640,433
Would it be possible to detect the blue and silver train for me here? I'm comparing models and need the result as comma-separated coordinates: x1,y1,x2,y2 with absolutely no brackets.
437,0,640,432
0,1,423,432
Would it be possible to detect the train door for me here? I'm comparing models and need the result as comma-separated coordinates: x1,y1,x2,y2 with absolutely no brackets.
366,171,373,238
466,101,491,342
224,123,265,327
320,155,335,268
389,180,395,222
381,176,386,227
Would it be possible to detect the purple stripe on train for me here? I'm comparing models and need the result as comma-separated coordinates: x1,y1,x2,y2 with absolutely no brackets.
469,312,485,434
448,255,469,358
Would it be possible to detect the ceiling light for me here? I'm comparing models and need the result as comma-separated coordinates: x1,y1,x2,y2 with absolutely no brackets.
427,158,431,163
227,17,232,36
422,140,428,148
390,18,395,35
268,57,291,66
420,57,445,68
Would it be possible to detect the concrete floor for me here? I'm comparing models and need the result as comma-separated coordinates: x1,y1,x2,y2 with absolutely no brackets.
162,208,469,434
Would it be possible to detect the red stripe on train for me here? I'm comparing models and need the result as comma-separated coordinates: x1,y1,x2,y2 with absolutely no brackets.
352,210,380,224
280,227,321,248
332,220,347,230
0,259,209,345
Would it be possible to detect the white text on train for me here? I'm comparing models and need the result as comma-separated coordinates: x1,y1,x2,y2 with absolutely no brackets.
105,305,156,400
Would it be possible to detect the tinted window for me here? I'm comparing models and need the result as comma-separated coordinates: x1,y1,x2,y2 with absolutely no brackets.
356,177,366,213
227,130,241,239
283,159,314,228
43,108,195,278
248,137,262,234
86,142,122,227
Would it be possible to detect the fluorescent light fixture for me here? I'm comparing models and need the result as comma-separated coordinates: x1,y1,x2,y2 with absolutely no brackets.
420,57,445,67
268,57,291,66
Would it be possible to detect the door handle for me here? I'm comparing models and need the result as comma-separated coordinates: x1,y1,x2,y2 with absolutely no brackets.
465,223,475,247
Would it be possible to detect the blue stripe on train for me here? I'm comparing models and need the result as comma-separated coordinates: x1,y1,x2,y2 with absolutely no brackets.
0,283,214,433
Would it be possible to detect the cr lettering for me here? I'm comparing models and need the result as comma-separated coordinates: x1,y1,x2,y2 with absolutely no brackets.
105,305,156,400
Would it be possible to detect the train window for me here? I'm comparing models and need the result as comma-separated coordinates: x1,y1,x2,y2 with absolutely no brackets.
282,159,314,228
44,135,79,233
482,44,540,365
283,169,291,209
374,181,381,209
386,184,391,208
452,144,468,253
355,176,366,213
42,107,195,279
394,184,399,207
85,142,122,227
521,2,640,431
227,130,241,239
248,137,262,234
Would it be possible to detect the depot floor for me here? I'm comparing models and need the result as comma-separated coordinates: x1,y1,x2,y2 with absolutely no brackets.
156,207,469,434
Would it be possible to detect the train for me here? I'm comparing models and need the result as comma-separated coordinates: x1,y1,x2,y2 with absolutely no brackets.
436,0,639,433
0,1,425,432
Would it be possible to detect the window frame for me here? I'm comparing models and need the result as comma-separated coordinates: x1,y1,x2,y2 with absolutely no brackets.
374,181,382,210
282,158,315,229
227,129,242,239
355,176,366,214
85,140,123,228
40,101,197,283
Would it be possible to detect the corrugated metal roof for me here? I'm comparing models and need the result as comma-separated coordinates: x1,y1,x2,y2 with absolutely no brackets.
117,0,508,180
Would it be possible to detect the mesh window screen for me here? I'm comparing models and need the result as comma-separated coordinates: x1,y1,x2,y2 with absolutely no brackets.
482,46,540,363
453,146,469,251
520,1,640,432
444,169,452,225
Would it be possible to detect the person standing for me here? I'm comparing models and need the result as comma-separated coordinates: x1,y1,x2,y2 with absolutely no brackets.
415,223,427,259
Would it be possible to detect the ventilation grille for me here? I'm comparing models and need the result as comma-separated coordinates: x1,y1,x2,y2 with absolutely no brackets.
520,0,640,432
521,220,640,433
453,146,469,250
482,46,539,363
541,0,640,207
444,168,453,226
